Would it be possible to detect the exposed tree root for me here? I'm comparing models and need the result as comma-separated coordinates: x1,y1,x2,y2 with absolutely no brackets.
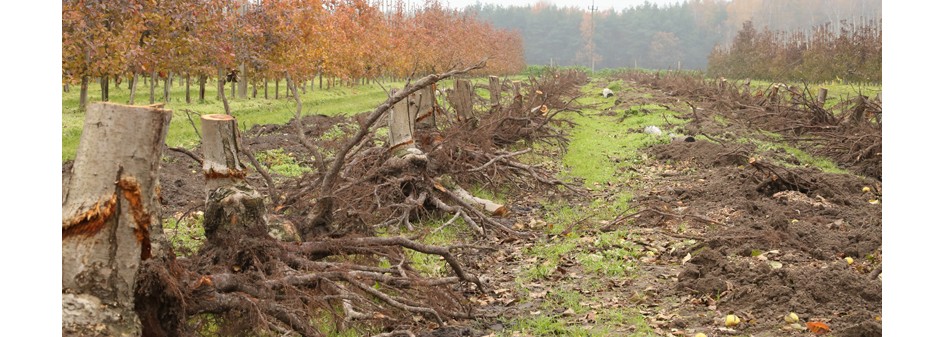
134,68,592,337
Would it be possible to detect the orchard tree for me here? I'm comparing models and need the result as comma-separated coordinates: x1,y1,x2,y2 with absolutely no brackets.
63,0,144,109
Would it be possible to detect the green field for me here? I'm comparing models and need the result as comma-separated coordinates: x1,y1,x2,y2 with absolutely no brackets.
62,77,397,161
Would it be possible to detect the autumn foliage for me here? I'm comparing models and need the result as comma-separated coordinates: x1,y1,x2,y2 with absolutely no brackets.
62,0,525,92
707,19,882,83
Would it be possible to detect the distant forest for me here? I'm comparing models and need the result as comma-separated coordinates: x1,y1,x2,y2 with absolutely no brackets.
464,0,882,71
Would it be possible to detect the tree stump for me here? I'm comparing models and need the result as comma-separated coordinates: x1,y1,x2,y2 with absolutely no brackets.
449,79,474,124
62,102,172,336
511,80,523,111
818,88,828,107
200,114,297,245
415,84,437,130
488,75,501,110
387,89,428,171
389,90,421,156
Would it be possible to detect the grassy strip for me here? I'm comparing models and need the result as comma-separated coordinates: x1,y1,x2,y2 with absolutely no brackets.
62,78,398,161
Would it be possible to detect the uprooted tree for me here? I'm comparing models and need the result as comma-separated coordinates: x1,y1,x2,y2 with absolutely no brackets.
62,65,590,336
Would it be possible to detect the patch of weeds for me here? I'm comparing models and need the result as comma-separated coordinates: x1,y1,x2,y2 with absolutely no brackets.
606,80,625,92
543,289,586,314
164,213,206,257
318,123,355,141
576,248,635,277
713,114,729,127
503,315,593,337
256,148,312,177
520,239,577,281
311,307,375,337
597,307,656,335
738,137,847,174
560,103,682,187
541,201,583,234
781,146,847,174
190,313,222,337
393,215,468,278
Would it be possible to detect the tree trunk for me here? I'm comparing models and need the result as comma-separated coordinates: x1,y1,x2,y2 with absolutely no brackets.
163,74,171,103
64,83,70,93
80,76,89,110
100,76,110,102
62,102,172,337
318,71,323,89
129,73,139,105
199,75,207,102
230,76,236,99
252,78,257,98
488,75,501,110
218,68,231,115
449,79,474,124
185,75,191,104
264,78,269,99
238,63,247,99
275,79,280,99
149,71,156,104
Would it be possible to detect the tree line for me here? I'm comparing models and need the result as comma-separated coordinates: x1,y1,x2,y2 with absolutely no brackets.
465,0,881,71
707,19,881,83
62,0,526,109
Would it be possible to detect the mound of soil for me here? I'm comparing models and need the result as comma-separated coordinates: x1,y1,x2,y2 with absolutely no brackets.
634,138,881,335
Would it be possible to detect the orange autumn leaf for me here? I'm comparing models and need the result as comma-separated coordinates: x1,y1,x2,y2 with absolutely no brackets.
806,321,831,335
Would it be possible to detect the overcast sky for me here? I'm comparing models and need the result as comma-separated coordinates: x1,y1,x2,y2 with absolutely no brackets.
437,0,685,12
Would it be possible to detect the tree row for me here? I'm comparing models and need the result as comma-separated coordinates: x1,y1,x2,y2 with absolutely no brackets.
62,0,526,109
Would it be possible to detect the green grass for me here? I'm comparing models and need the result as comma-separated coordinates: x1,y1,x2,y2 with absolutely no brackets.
564,80,685,187
747,79,881,108
163,212,206,257
738,136,848,174
255,148,312,178
62,77,398,161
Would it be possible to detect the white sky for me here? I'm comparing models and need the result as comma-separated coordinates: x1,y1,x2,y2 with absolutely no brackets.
437,0,684,11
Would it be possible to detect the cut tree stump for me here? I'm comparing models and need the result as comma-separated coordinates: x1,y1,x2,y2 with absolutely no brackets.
200,114,301,244
488,75,501,110
62,102,172,336
449,79,475,124
201,114,300,243
818,88,828,107
200,114,246,192
415,84,437,130
511,80,523,110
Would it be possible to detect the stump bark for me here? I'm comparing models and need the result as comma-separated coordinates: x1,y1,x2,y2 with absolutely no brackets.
62,102,172,336
488,75,501,110
449,79,474,123
818,88,828,107
200,114,298,243
389,89,420,158
415,85,437,130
